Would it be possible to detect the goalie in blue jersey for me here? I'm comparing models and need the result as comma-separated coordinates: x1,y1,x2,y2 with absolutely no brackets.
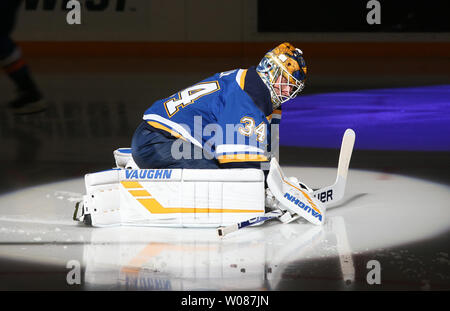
131,42,307,170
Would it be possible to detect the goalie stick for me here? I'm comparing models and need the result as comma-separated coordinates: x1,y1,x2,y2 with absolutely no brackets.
311,129,356,207
217,129,356,236
217,210,283,237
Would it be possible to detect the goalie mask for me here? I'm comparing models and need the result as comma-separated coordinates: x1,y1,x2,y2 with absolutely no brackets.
256,42,307,109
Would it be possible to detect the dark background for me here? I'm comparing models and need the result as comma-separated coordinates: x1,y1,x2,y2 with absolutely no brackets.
258,0,450,32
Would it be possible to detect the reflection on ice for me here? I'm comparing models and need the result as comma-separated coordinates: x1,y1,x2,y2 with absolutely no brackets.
82,216,352,290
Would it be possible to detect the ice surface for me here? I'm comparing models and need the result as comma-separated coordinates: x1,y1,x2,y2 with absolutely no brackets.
0,167,448,290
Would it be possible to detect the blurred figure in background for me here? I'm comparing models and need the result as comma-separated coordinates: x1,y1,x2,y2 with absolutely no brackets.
1,0,47,115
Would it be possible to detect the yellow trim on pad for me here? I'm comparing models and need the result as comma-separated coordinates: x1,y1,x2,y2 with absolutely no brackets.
128,190,151,197
138,198,263,214
121,181,143,189
122,180,264,214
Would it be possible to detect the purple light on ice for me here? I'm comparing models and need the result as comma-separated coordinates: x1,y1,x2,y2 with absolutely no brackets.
280,85,450,151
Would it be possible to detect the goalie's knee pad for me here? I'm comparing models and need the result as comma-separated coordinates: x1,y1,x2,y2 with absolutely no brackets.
114,148,139,169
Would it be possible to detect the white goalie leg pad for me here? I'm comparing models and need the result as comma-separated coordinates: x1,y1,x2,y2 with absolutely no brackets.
119,168,265,227
82,169,122,227
79,168,265,227
267,158,326,225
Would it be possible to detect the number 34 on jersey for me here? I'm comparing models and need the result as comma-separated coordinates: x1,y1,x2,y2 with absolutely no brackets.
239,117,266,143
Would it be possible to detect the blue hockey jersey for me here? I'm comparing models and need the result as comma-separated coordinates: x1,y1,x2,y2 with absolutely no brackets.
142,68,281,165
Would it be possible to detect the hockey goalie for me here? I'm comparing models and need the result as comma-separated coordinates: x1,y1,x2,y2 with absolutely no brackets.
73,43,355,235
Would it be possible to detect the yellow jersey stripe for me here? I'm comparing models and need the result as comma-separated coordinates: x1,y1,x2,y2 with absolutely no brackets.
273,109,282,115
217,154,268,163
239,69,248,90
147,121,187,141
267,110,282,122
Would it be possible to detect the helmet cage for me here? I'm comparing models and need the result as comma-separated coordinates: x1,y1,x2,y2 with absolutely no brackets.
257,47,306,109
265,56,305,108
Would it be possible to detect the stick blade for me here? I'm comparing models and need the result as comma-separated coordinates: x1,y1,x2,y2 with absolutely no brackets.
312,129,356,207
337,129,356,180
